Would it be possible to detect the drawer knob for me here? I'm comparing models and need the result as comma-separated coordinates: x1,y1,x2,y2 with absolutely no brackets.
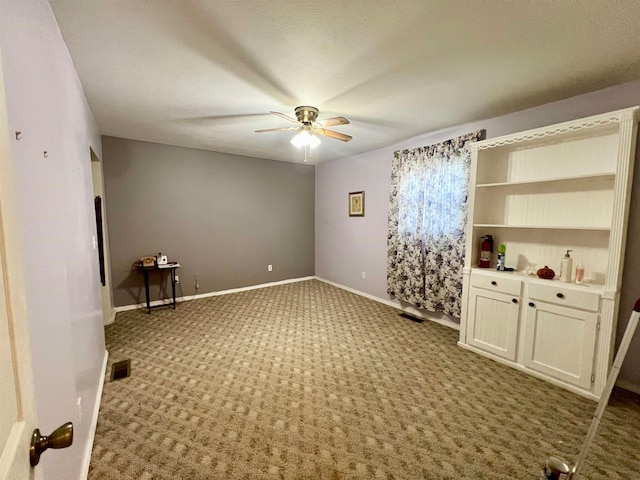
556,293,565,299
528,302,535,307
512,298,518,304
491,281,497,286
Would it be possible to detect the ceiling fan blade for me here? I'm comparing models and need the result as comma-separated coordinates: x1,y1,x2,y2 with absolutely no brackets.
255,126,299,133
270,111,299,124
316,128,352,142
320,116,350,128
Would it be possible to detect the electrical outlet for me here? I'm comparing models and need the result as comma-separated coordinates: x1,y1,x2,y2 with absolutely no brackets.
361,272,366,279
268,265,273,272
175,275,180,284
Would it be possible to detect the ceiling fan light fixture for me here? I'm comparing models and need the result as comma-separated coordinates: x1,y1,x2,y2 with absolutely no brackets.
291,130,320,148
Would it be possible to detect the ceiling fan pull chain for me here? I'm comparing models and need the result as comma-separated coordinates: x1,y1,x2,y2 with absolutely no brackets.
304,144,310,162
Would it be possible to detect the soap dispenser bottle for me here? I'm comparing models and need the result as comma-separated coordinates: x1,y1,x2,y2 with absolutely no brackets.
560,250,573,283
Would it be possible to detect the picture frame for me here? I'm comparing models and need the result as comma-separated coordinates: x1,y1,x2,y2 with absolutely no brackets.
348,191,365,217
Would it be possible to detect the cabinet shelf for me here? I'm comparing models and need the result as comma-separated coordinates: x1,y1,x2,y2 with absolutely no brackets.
475,172,615,190
473,224,611,231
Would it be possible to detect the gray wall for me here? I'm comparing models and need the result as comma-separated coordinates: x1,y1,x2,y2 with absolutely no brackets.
316,79,640,390
0,1,106,478
102,137,315,307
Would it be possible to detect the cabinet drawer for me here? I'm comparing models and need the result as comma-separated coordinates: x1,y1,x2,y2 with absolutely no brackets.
470,272,522,296
528,282,600,312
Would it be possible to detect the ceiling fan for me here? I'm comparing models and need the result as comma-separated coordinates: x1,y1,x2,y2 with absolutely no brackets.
255,106,352,151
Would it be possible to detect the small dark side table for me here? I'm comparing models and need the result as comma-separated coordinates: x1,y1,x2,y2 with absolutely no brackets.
139,262,181,314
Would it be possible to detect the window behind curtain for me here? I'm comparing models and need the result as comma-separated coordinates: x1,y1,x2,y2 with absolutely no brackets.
387,130,484,317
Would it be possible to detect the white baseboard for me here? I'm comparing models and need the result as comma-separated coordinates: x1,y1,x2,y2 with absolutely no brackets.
80,350,108,480
104,309,116,326
615,379,640,395
314,276,460,331
114,276,316,313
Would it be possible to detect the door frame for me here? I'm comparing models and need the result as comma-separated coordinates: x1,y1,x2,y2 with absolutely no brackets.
90,150,115,325
0,44,40,480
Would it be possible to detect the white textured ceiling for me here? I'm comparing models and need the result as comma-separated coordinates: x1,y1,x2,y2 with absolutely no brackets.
49,0,640,164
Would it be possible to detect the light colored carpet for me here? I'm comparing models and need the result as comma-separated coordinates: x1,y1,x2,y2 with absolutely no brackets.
89,280,640,479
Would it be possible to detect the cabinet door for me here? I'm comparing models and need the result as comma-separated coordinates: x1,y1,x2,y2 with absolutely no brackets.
467,287,520,361
523,301,598,389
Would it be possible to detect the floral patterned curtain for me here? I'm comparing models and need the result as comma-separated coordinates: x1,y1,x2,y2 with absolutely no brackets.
387,131,484,317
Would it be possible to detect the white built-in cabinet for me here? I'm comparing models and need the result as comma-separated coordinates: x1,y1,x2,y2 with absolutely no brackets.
459,107,639,400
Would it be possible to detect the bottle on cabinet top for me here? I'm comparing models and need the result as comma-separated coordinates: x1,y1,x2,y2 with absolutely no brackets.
560,250,573,283
575,262,585,284
496,244,506,271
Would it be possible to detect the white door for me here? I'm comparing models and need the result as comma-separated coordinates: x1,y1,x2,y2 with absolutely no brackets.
523,300,598,390
0,48,39,480
467,287,520,361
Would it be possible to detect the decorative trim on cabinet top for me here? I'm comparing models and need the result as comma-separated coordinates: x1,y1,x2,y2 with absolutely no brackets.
472,106,639,151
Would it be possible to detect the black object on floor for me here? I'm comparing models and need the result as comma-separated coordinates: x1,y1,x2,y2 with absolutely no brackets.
110,359,131,381
399,312,424,323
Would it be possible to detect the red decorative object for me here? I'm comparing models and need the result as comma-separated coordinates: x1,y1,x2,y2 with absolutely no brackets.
537,266,555,280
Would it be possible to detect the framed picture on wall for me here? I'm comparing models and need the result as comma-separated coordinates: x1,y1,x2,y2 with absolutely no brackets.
349,191,365,217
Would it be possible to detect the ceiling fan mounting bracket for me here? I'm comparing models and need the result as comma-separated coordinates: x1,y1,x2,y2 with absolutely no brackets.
294,106,319,125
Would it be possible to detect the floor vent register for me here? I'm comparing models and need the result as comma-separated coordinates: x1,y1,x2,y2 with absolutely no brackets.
399,312,424,323
110,359,131,381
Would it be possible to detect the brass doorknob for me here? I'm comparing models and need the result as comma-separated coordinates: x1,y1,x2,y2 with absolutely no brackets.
30,422,73,467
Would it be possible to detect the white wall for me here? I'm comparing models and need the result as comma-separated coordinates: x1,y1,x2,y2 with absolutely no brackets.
316,79,640,390
0,1,106,478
